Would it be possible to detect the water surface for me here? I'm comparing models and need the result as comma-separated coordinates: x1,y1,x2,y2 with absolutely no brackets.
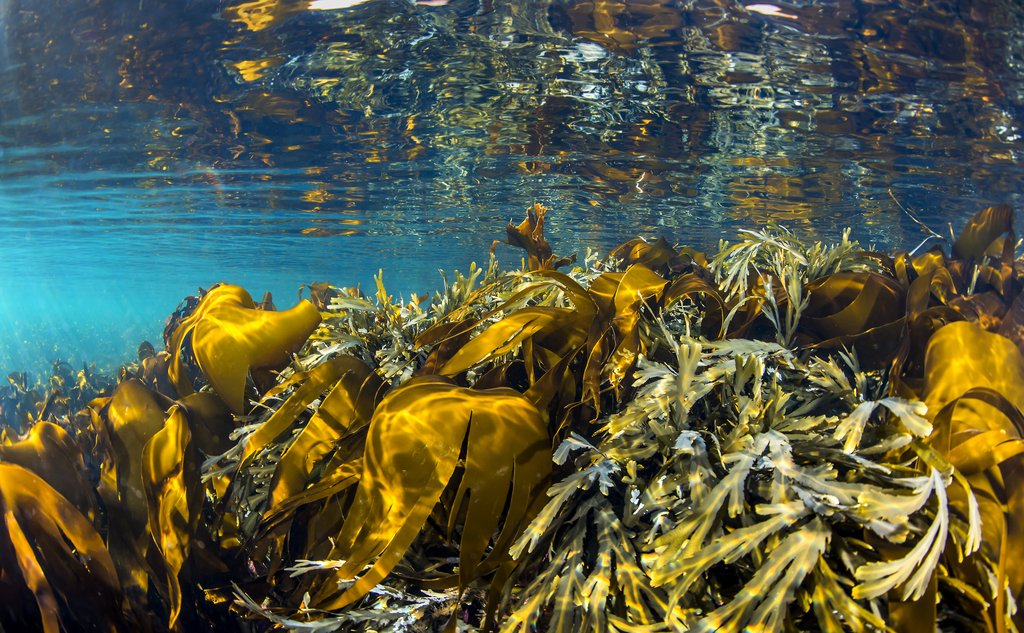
2,0,1024,376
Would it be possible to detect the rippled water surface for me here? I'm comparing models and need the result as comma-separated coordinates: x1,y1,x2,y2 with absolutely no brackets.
3,0,1024,375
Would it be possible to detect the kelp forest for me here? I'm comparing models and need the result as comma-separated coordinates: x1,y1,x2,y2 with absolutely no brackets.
2,204,1024,633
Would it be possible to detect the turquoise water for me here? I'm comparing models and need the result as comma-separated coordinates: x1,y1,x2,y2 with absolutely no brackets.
3,0,1024,378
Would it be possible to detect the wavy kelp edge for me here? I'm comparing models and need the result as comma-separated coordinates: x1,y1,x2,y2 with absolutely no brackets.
0,205,1021,632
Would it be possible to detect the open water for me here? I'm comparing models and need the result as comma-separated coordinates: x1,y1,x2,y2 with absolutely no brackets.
2,0,1024,377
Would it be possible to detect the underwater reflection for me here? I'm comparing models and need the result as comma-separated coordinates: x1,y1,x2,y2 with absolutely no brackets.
3,0,1024,376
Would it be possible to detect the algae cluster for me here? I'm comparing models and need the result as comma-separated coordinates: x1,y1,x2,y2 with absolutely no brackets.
1,204,1023,632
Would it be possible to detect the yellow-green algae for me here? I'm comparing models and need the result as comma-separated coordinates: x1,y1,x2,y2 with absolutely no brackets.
1,204,1023,632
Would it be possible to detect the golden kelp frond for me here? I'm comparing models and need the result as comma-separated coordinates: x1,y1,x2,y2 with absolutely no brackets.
177,391,235,456
223,355,383,542
274,362,382,505
924,321,1024,423
661,273,727,339
802,271,907,367
607,236,681,272
93,378,171,597
300,281,343,311
491,203,576,271
0,421,97,520
584,264,668,395
167,284,322,414
265,356,383,512
420,270,597,428
311,377,550,610
122,342,176,399
924,321,1024,625
605,237,712,281
141,404,202,629
0,463,124,633
240,356,371,467
438,306,577,377
953,204,1015,262
426,262,672,427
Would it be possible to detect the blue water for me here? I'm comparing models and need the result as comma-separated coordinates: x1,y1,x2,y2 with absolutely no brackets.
3,0,1024,378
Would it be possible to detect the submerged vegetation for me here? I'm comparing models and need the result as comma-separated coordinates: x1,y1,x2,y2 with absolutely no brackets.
2,203,1024,632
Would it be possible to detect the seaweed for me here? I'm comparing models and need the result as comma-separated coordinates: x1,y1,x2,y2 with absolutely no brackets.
0,204,1022,632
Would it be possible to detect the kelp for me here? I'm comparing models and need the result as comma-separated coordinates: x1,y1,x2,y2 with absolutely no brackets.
924,321,1024,631
309,377,550,611
0,463,124,633
0,360,116,431
1,204,1023,632
491,202,575,271
167,283,322,414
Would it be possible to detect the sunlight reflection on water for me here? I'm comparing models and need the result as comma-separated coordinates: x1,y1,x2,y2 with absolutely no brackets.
2,0,1024,376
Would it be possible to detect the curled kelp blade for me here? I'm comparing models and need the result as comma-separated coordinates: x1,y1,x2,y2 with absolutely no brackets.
662,273,726,339
924,321,1024,619
0,463,123,633
585,264,669,394
607,237,710,277
607,237,679,273
167,284,322,414
0,421,97,521
258,459,362,544
924,322,1024,429
952,205,1014,262
491,203,575,271
124,344,177,399
428,271,597,382
801,271,906,367
177,391,235,457
92,379,171,596
314,377,551,610
238,356,378,469
588,264,668,320
949,205,1019,300
141,403,205,629
439,306,580,377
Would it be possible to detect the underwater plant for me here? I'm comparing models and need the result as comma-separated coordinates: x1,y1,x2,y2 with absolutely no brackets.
167,283,322,414
0,204,1023,632
0,360,117,431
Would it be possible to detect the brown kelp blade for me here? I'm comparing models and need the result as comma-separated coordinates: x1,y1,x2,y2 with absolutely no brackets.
924,321,1024,620
802,271,906,367
239,356,374,468
607,237,705,275
0,463,122,633
167,284,322,414
588,264,668,320
141,404,203,629
427,270,597,377
952,205,1014,262
662,273,727,339
0,421,97,521
440,306,577,376
314,377,551,610
491,203,576,271
93,379,171,595
951,205,1018,299
177,391,235,456
585,264,669,394
266,356,384,511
